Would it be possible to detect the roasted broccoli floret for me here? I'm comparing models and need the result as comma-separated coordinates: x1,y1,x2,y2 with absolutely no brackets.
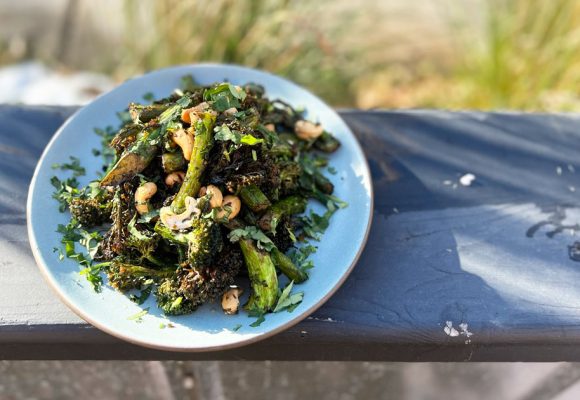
67,182,114,227
279,161,301,196
156,245,241,315
156,275,198,315
126,219,165,266
206,145,266,192
186,218,223,268
96,183,135,260
155,217,223,268
69,197,112,227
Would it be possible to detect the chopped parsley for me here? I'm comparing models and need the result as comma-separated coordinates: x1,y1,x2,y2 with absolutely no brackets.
288,245,317,272
250,314,266,327
142,92,155,102
79,263,107,292
52,156,86,177
127,308,149,323
228,226,275,252
158,95,191,126
273,281,304,313
130,280,154,305
214,124,263,146
204,82,246,112
51,176,80,212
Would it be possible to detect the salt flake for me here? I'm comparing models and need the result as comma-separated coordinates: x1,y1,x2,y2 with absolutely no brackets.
459,173,476,186
444,321,460,337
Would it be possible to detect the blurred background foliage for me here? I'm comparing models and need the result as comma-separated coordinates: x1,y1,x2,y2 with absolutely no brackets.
2,0,580,110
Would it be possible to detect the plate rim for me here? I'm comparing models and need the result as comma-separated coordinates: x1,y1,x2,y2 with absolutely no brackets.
26,63,374,352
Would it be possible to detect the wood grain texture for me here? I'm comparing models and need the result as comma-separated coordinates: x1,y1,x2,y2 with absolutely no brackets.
3,106,580,360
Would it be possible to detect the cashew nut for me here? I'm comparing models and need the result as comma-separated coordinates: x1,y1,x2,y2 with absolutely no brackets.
199,185,223,208
217,195,241,221
223,107,238,116
165,171,186,187
221,286,243,315
171,129,195,161
295,120,324,140
160,196,201,230
180,109,199,124
134,182,157,215
180,102,211,123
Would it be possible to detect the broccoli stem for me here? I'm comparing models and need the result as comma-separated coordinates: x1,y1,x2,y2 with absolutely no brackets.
107,260,176,291
270,248,308,283
100,127,161,186
129,103,170,123
172,112,217,213
239,185,271,213
239,238,278,313
313,171,334,194
312,157,328,168
154,222,187,245
114,262,176,279
314,131,340,153
257,195,307,232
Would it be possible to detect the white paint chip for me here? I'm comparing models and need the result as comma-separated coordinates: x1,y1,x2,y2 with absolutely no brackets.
458,322,473,338
444,321,474,341
459,173,476,186
444,321,460,337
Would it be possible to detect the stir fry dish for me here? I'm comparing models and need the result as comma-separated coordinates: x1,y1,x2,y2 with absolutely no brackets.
51,77,346,321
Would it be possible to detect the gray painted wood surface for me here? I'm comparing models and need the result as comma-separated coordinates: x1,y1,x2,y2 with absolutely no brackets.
2,106,580,360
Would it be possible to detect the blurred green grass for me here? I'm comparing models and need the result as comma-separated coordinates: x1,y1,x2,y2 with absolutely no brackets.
3,0,580,111
448,0,580,111
115,0,380,108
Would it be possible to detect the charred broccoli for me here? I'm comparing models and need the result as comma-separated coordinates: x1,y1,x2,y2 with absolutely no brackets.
156,246,241,315
156,275,198,315
69,197,112,227
185,218,223,268
278,161,301,196
172,111,217,213
107,259,175,291
155,217,223,268
54,77,344,321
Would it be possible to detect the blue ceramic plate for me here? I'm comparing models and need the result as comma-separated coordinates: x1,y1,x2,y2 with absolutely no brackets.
27,64,373,351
